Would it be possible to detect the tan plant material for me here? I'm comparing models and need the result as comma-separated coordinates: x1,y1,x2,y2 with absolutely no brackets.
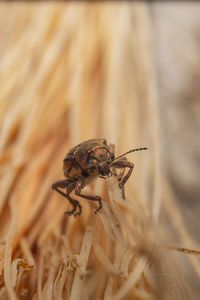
0,2,199,300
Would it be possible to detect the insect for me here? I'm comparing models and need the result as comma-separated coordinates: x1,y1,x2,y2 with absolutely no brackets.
52,139,147,216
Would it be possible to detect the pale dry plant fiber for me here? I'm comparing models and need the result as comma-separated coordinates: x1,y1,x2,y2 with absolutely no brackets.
0,2,199,300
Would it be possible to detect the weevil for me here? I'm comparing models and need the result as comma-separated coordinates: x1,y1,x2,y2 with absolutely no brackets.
52,138,147,216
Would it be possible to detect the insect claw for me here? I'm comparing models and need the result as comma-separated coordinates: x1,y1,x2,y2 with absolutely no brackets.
94,208,101,214
64,210,75,216
64,206,77,216
94,199,102,214
74,209,82,217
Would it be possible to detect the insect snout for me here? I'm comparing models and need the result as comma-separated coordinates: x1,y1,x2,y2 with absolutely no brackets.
98,161,111,177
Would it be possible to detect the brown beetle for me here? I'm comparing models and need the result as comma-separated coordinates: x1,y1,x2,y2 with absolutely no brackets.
52,138,147,216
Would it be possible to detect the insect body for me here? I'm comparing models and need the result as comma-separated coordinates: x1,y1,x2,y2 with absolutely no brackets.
52,138,147,216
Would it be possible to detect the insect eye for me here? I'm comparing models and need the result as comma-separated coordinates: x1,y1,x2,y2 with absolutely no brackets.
88,157,97,165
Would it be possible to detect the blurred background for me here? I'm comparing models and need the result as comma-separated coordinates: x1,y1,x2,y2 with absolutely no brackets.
151,3,200,238
0,1,200,299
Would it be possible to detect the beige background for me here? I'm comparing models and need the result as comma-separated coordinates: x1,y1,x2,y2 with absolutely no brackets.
0,1,200,299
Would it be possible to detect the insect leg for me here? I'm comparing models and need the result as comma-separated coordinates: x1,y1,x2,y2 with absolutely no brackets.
52,180,72,197
111,159,134,200
118,167,126,182
75,180,102,214
111,157,126,180
65,193,82,217
52,180,81,216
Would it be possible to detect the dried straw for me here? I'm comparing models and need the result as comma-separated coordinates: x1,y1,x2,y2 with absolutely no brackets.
0,1,199,300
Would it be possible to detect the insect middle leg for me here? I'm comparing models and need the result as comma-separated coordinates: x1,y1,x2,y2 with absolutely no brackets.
111,159,134,199
52,180,82,216
75,180,102,214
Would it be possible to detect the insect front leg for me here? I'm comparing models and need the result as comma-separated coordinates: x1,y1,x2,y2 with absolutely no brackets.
111,159,134,200
52,180,81,216
75,180,102,214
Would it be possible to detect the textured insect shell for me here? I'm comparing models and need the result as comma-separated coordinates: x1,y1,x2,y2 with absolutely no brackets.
63,139,108,179
63,158,80,179
73,139,109,170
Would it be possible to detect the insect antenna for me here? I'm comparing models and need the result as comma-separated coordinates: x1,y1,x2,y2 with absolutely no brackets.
111,147,148,163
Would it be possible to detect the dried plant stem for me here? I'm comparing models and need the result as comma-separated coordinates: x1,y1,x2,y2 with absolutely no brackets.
93,240,120,276
169,246,200,256
163,180,200,277
3,199,18,300
20,238,35,267
37,255,44,300
112,257,147,300
69,213,97,300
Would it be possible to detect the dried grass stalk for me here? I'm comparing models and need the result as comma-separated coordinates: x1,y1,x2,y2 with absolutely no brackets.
0,1,199,300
